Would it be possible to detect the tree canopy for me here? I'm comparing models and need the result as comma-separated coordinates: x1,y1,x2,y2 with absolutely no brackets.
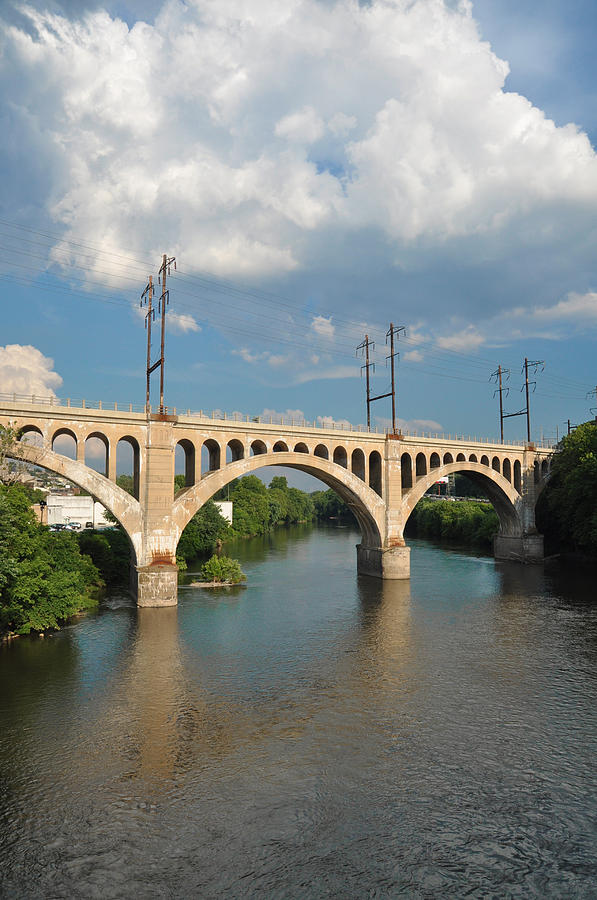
1,483,101,635
536,422,597,556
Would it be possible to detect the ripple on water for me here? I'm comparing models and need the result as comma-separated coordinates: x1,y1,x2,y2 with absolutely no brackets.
1,527,597,897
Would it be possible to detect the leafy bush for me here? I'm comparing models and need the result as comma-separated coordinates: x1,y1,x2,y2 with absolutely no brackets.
0,484,101,635
200,555,246,583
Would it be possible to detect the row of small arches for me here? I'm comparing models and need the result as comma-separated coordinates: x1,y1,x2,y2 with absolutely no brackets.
16,425,384,498
18,425,141,495
180,439,384,496
400,451,549,492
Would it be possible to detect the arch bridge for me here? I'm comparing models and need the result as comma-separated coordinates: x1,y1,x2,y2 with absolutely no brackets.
0,398,552,607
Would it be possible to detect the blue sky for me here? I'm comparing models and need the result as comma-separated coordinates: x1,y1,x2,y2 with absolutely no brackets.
2,0,597,455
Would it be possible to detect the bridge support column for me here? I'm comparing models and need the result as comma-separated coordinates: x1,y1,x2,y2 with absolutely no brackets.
136,564,179,607
494,534,544,564
357,543,411,579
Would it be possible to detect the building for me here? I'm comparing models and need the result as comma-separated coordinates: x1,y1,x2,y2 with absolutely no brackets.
45,493,111,528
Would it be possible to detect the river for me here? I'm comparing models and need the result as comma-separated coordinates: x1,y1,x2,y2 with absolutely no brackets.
1,525,597,897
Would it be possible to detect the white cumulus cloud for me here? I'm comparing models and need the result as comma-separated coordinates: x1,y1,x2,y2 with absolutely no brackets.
311,315,335,338
438,326,485,352
2,0,597,298
168,313,200,333
0,344,63,399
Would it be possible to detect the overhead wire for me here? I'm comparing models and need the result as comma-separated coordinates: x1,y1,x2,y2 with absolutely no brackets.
0,214,594,403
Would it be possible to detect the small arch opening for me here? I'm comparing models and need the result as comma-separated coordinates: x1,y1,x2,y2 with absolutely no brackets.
369,450,382,496
18,425,43,448
176,439,196,488
469,453,477,463
456,453,466,462
294,442,308,454
416,453,427,477
541,459,549,479
314,444,329,460
273,441,288,453
117,436,140,499
52,428,77,460
85,432,109,476
250,440,267,456
443,452,453,464
534,460,540,485
227,439,244,463
351,448,365,481
481,455,489,466
503,458,512,482
333,446,348,468
492,456,500,473
430,452,440,469
401,453,413,490
514,459,522,492
203,439,221,473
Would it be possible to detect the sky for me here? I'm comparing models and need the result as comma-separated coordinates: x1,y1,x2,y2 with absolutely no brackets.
2,0,597,463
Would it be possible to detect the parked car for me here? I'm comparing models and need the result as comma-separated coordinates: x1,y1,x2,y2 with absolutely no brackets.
66,522,81,530
84,522,94,529
49,523,66,531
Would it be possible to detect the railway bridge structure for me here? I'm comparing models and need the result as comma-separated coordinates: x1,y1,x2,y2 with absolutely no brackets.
0,397,553,607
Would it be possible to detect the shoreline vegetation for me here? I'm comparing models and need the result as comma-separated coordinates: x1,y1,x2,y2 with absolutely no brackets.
2,422,596,639
405,497,499,551
0,482,102,639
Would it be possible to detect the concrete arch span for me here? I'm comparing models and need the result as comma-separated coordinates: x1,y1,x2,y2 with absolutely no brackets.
401,461,524,539
7,442,143,562
172,451,386,549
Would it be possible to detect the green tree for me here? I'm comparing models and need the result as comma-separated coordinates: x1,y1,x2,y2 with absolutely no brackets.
200,554,246,584
116,474,134,495
0,483,101,635
312,488,355,523
0,423,20,485
536,422,597,555
229,475,270,535
177,499,231,562
77,528,131,587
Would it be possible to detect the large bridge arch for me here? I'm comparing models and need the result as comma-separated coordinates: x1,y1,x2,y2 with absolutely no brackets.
172,451,386,549
401,461,525,538
7,441,144,563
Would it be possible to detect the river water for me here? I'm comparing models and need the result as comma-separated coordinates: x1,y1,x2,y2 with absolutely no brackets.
1,525,597,898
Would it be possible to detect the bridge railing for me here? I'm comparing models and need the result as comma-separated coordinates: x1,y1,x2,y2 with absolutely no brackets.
0,392,556,448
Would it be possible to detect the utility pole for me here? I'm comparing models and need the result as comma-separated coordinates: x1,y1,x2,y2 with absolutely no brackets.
586,386,597,420
356,325,406,432
356,335,375,429
490,365,510,443
141,254,176,415
158,254,176,414
494,357,543,442
386,323,406,433
141,275,155,414
523,358,544,443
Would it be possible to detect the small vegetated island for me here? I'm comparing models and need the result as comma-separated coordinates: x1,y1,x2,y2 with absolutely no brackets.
192,555,247,587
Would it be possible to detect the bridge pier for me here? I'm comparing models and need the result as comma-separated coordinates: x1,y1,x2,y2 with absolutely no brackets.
136,564,179,607
357,543,411,579
494,534,544,564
